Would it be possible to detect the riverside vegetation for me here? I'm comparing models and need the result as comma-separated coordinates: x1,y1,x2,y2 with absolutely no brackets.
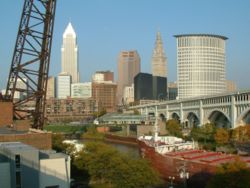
49,121,250,187
52,130,162,188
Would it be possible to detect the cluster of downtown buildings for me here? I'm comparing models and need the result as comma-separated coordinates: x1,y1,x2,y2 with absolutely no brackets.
0,23,240,187
1,22,237,122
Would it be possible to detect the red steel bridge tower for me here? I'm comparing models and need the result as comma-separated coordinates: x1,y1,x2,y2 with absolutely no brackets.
4,0,57,129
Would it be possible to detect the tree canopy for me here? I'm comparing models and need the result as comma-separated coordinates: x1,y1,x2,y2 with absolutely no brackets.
166,119,182,137
214,128,229,145
190,123,215,143
231,126,250,142
74,142,161,188
206,158,250,188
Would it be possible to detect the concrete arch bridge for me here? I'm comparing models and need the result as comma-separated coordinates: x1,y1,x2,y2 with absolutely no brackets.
129,90,250,129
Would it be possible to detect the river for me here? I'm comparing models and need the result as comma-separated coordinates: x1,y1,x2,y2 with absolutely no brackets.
79,138,140,158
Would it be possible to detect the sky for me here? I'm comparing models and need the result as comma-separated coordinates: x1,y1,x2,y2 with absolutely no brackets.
0,0,250,90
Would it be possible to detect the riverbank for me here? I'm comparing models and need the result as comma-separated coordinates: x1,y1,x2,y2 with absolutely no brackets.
104,134,138,146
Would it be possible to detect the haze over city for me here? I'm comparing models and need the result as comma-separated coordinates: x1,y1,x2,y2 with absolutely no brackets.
0,0,250,90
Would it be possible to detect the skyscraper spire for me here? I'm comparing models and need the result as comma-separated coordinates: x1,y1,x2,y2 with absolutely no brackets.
61,22,79,83
63,22,76,38
151,31,167,78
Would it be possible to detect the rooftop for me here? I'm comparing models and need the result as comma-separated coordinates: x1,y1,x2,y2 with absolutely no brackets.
174,34,228,40
0,127,28,135
166,149,250,167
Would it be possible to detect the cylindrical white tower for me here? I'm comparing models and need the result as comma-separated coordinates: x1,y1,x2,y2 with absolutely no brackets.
175,34,228,99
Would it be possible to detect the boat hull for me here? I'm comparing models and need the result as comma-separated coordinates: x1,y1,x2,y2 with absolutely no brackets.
138,140,216,187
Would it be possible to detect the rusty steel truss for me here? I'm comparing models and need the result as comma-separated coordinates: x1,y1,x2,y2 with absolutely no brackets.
5,0,56,129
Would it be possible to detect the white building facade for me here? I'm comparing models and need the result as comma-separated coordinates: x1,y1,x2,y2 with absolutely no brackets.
57,73,71,99
123,84,134,105
0,142,71,188
71,82,92,98
175,34,227,99
46,76,55,99
61,22,79,83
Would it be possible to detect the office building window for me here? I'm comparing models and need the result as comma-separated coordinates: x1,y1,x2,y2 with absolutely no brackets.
16,171,21,188
15,155,20,168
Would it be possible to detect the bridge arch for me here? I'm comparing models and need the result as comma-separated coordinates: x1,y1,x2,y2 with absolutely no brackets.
159,113,166,121
171,112,180,122
185,112,200,128
236,107,250,126
208,110,231,128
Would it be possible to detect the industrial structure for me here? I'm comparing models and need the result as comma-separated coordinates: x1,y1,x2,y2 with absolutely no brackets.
3,0,57,129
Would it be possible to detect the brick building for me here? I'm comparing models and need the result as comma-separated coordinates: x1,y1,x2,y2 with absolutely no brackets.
45,98,96,123
0,101,13,127
92,82,117,112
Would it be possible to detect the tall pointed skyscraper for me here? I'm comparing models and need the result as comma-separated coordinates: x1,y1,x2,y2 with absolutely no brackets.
151,31,167,78
61,22,79,83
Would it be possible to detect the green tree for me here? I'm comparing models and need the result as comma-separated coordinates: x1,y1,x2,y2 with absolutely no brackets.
214,128,229,145
166,119,182,137
52,133,76,157
201,123,215,143
52,133,65,152
206,158,250,188
81,125,104,139
190,123,215,143
74,142,161,187
190,127,201,141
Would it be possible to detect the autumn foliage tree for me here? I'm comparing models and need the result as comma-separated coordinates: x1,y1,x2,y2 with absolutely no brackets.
231,125,250,142
214,128,229,145
206,158,250,188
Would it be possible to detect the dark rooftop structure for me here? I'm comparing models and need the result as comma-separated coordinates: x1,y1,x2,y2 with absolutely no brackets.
174,34,228,40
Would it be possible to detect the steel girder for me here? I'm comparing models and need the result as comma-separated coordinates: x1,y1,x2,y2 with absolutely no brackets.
5,0,57,129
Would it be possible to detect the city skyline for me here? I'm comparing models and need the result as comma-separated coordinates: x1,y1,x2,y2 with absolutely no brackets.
0,0,250,90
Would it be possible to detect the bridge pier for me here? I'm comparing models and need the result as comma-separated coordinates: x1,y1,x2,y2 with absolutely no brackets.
180,103,184,124
166,105,169,120
231,95,236,128
199,100,203,127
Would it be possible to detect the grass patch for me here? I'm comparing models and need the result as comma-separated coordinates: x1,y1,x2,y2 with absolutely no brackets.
44,124,87,134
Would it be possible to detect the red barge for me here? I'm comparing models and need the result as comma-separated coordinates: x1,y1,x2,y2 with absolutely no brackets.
137,110,250,187
138,136,250,187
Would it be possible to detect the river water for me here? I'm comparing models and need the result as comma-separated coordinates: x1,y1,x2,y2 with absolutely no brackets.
80,139,140,158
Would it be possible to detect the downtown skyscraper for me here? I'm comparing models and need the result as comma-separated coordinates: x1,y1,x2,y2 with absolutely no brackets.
175,34,227,99
151,31,167,78
117,50,140,105
61,22,79,83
